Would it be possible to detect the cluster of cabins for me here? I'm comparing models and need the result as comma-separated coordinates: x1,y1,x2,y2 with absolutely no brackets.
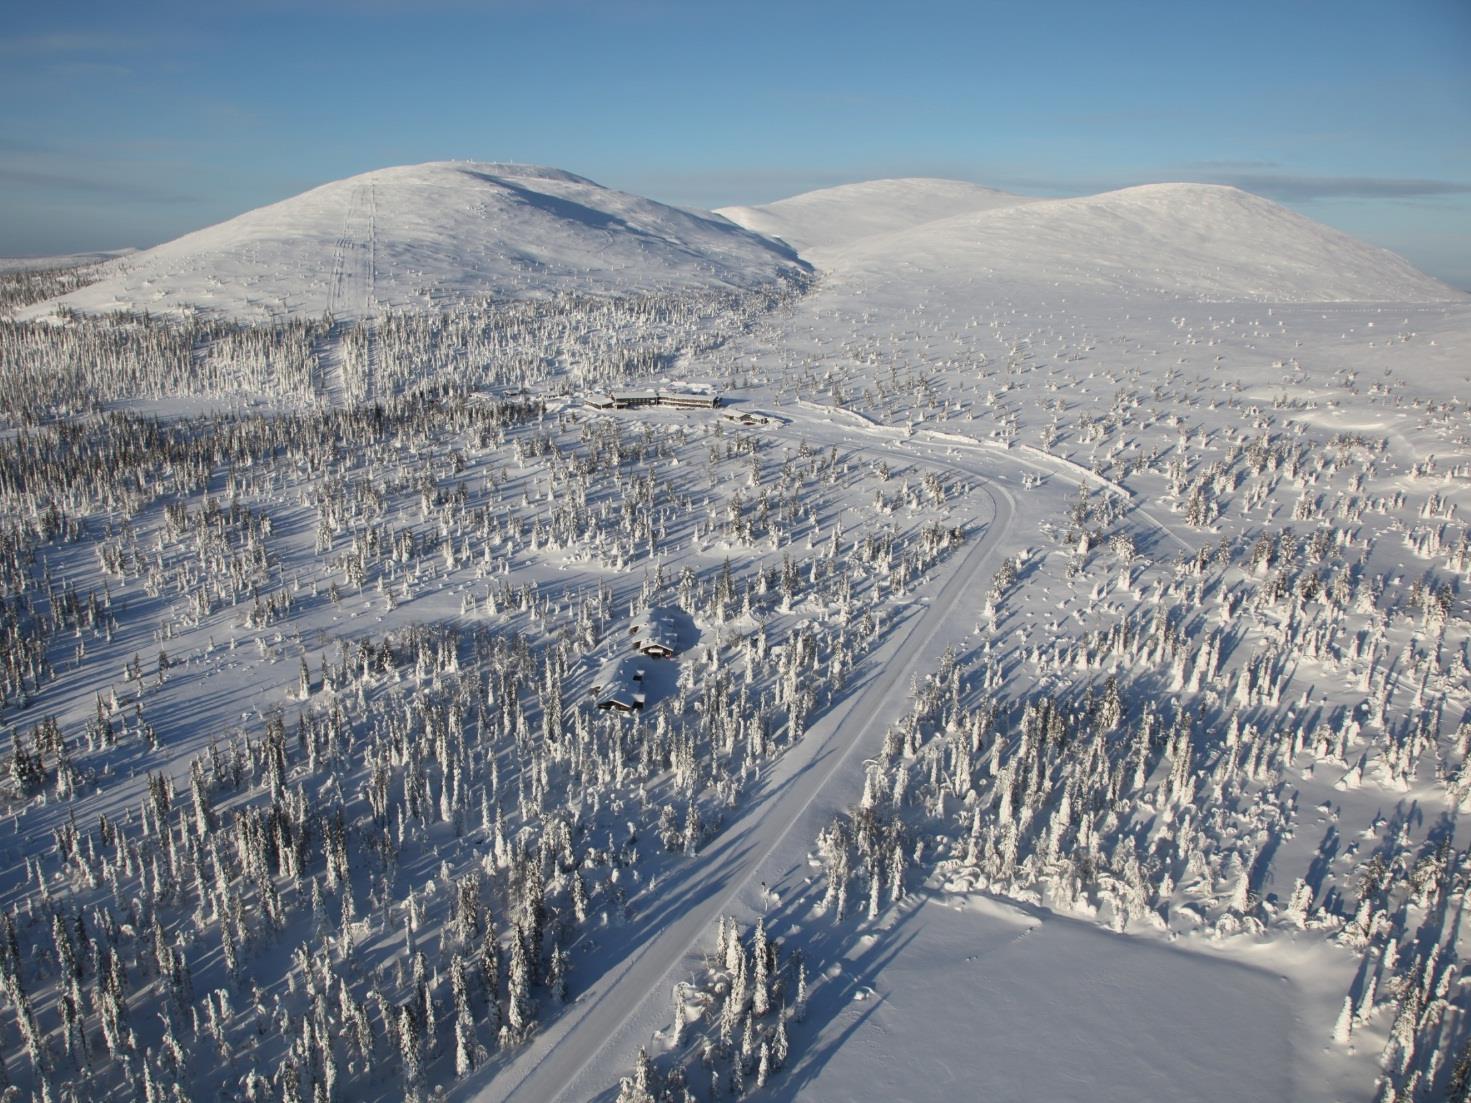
589,607,681,712
585,392,722,411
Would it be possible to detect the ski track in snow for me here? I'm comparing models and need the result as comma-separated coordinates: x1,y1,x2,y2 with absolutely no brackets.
322,182,378,406
465,432,1015,1103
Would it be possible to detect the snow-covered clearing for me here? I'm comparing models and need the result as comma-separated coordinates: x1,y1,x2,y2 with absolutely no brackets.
784,892,1297,1103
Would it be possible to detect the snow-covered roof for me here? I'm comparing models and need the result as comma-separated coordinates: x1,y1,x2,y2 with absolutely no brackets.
590,654,647,711
630,606,680,657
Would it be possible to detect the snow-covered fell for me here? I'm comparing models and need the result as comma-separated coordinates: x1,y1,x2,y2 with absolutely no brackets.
732,179,1460,303
716,177,1038,254
25,162,806,322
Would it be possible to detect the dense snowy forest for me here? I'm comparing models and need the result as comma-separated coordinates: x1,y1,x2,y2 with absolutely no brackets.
0,264,995,1101
0,272,809,424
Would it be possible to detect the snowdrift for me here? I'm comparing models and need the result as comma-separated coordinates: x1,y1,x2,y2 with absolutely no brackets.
26,162,807,322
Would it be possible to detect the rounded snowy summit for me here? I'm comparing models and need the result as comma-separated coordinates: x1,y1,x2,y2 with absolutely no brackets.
30,161,808,323
801,179,1461,303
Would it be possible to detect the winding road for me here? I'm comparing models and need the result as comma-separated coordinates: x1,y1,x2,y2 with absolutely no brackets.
464,425,1017,1103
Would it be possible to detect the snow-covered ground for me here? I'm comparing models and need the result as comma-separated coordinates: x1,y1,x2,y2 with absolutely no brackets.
784,893,1299,1103
1,166,1468,1103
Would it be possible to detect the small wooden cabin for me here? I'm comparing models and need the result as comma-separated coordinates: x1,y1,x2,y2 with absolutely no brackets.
591,655,647,711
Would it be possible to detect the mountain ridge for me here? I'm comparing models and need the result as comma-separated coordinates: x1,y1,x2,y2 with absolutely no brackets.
748,177,1461,303
25,161,807,323
717,176,1040,254
22,166,1461,320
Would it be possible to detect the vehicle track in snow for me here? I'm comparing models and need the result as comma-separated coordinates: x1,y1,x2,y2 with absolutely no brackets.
465,430,1015,1103
320,182,378,405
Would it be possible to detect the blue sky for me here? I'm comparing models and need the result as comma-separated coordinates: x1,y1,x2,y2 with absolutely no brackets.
2,0,1468,286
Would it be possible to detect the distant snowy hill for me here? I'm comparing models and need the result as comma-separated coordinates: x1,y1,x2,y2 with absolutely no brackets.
23,168,1459,322
25,162,806,322
0,248,135,273
717,177,1039,254
728,178,1460,303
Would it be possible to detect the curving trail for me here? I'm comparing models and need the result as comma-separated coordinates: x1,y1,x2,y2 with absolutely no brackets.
466,428,1015,1103
461,396,1201,1103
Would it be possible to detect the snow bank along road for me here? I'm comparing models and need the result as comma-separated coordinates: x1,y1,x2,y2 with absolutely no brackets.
465,429,1016,1103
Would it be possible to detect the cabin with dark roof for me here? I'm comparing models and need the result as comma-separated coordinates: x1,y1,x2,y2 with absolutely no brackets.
629,606,680,658
591,654,647,712
585,392,721,412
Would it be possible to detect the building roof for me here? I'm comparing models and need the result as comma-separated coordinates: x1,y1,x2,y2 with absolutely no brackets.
630,605,680,657
591,654,647,710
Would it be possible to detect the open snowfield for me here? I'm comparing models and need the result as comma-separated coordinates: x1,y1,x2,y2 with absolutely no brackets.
784,893,1298,1103
1,165,1468,1103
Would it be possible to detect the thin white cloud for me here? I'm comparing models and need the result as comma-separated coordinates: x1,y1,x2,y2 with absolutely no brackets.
1209,174,1471,201
0,31,149,55
0,167,199,204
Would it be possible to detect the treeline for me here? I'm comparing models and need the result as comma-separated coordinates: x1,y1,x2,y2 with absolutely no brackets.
0,263,108,318
3,271,813,424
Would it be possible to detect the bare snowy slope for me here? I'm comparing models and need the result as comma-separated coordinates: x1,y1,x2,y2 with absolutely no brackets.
26,162,806,322
716,177,1038,254
821,182,1461,303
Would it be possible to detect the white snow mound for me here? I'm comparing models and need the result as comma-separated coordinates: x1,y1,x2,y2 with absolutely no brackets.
26,162,806,322
824,182,1461,303
717,177,1039,255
